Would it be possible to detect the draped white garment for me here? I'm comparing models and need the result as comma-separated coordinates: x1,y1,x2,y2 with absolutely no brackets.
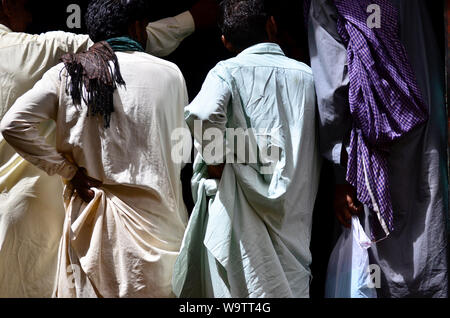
174,44,321,298
1,52,190,297
0,12,194,298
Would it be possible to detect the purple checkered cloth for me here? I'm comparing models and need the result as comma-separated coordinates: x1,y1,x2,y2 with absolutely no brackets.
332,0,428,234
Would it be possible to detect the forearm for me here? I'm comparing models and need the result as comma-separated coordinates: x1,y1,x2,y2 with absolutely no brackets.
146,11,195,57
145,0,218,57
185,69,230,167
0,67,77,180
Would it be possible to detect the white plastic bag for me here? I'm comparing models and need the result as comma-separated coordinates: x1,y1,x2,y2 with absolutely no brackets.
324,216,377,298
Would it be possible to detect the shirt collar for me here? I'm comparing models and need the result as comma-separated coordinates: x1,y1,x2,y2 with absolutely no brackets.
0,24,12,33
238,42,285,57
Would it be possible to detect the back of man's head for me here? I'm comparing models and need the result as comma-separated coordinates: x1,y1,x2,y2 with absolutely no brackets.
219,0,269,52
86,0,150,43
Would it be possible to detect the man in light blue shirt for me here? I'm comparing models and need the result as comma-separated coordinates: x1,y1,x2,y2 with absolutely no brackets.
172,0,321,298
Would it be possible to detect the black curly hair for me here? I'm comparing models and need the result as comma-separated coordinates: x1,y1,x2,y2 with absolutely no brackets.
218,0,269,51
86,0,150,43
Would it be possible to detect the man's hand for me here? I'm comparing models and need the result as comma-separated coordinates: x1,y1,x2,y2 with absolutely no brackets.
190,0,219,30
70,168,103,203
207,164,225,179
334,184,363,228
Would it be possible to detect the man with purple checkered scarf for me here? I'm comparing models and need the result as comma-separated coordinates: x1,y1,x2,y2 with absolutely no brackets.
307,0,448,297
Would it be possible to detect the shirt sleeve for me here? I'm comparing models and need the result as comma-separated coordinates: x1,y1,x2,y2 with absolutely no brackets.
308,0,352,183
35,30,93,54
0,66,78,180
185,68,231,165
33,11,193,59
146,11,195,57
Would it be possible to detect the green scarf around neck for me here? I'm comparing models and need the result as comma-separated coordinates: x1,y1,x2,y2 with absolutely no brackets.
106,36,145,53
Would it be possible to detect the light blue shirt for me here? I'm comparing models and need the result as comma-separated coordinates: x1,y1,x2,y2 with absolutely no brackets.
173,43,321,298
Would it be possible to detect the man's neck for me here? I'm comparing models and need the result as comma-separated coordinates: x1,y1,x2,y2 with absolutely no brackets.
236,40,276,54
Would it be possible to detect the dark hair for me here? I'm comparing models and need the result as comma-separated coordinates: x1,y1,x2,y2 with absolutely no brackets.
218,0,269,51
86,0,150,42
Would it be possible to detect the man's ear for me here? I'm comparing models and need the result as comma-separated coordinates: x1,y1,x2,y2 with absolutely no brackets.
128,21,138,40
136,20,148,46
266,16,278,42
128,20,149,48
128,21,147,48
221,35,235,53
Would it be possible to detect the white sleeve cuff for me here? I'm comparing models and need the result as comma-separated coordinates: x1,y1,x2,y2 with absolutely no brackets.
57,162,78,180
176,11,196,34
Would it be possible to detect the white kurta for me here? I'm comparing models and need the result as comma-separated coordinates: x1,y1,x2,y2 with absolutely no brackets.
1,51,189,297
0,12,194,298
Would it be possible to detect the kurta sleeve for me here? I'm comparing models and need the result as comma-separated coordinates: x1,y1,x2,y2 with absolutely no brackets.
308,0,352,183
32,11,194,59
0,66,78,180
146,11,195,57
185,67,231,165
34,31,93,54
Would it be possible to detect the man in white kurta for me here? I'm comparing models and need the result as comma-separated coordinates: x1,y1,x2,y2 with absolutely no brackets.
0,1,196,297
1,41,190,298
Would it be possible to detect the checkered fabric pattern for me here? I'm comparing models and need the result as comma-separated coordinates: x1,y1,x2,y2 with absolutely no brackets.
333,0,429,234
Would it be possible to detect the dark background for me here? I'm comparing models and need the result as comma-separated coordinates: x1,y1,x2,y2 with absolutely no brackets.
26,0,446,104
26,0,312,100
25,0,447,298
27,0,231,100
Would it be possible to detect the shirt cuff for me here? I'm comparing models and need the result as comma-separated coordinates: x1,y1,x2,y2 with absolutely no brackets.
56,161,78,180
176,11,196,35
